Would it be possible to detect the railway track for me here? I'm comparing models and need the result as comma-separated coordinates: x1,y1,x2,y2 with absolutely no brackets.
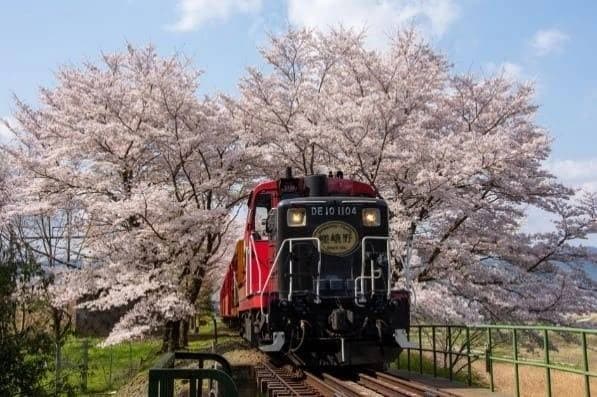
356,371,458,397
255,359,460,397
254,361,322,396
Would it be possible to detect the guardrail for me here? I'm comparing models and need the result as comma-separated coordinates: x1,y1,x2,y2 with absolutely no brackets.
147,351,237,397
399,324,596,397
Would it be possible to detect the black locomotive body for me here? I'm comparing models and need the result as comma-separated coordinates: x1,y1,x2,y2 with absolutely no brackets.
220,171,412,367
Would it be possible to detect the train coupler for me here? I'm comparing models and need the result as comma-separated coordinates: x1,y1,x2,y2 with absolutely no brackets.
394,329,416,349
258,331,285,352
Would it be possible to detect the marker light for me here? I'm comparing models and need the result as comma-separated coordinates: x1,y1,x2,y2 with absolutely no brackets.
362,208,380,227
287,208,306,227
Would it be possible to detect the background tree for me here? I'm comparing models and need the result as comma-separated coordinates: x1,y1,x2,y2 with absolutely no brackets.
0,238,54,397
233,27,597,324
2,28,595,356
0,159,53,397
2,45,251,349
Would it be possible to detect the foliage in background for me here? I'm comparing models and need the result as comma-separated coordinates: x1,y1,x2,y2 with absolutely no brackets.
2,45,253,350
232,27,597,324
0,234,53,397
0,26,595,354
56,336,161,395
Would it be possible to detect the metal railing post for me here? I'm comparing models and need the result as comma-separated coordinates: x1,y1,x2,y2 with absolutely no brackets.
189,378,197,397
212,316,218,347
407,327,411,372
487,328,494,392
513,328,520,397
397,323,595,397
419,327,423,374
544,329,552,397
466,327,472,386
432,326,437,378
582,331,591,397
448,326,453,381
148,352,237,397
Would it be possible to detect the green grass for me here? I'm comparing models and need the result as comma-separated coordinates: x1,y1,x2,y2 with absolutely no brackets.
39,316,233,395
187,319,240,352
56,336,162,395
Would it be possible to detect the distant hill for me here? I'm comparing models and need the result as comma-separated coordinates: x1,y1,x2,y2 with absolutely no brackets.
582,247,597,280
583,262,597,280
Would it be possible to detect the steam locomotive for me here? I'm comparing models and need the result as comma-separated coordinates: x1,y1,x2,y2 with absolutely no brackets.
219,169,412,366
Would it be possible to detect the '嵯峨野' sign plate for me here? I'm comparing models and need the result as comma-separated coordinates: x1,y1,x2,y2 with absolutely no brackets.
313,221,358,256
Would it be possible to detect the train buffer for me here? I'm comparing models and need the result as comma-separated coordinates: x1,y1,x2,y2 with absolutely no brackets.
147,351,238,397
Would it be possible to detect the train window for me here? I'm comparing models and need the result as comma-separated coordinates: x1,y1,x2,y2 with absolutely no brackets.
253,192,272,240
266,208,278,237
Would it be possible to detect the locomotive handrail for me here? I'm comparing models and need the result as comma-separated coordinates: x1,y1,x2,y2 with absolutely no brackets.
245,243,250,297
248,235,264,297
357,236,391,306
259,237,322,321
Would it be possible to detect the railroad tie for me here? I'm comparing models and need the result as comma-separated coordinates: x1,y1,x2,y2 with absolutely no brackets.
255,363,323,397
358,373,419,397
372,372,457,397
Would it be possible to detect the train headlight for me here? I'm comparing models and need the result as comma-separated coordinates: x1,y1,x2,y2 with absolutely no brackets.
287,208,306,227
362,208,380,227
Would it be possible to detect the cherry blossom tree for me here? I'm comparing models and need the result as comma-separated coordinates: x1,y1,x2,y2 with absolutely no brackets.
234,27,597,324
2,28,595,346
2,45,250,348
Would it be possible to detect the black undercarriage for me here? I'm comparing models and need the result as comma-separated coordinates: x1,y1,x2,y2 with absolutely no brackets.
239,291,410,367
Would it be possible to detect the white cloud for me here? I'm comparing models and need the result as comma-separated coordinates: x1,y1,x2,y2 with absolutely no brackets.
522,158,597,244
546,158,597,246
484,61,524,81
499,62,523,81
547,158,597,192
530,29,569,56
167,0,263,32
0,117,17,146
522,205,556,234
287,0,459,48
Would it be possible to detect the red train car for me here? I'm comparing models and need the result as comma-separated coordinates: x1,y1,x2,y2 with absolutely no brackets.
220,169,411,366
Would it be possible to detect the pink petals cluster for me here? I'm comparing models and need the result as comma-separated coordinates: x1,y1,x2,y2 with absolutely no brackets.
1,28,595,344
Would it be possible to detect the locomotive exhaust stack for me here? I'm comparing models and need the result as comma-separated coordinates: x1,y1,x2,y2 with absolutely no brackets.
219,169,412,367
304,174,328,196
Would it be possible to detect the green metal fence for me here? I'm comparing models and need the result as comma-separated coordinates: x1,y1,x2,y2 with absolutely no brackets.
147,351,238,397
398,324,596,397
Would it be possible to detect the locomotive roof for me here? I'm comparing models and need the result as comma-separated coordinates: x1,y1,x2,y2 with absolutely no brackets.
251,176,377,198
277,196,386,207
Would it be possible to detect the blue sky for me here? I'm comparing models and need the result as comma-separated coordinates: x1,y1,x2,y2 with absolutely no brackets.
1,0,596,239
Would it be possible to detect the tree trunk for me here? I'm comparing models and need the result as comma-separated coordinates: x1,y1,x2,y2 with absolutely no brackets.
171,320,180,351
51,308,66,395
161,322,171,352
180,318,190,348
161,321,181,352
183,268,206,348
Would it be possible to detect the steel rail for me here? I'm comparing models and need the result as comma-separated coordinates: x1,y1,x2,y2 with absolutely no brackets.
368,371,459,397
320,373,366,397
358,373,419,396
257,358,463,397
303,372,345,397
255,361,322,397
